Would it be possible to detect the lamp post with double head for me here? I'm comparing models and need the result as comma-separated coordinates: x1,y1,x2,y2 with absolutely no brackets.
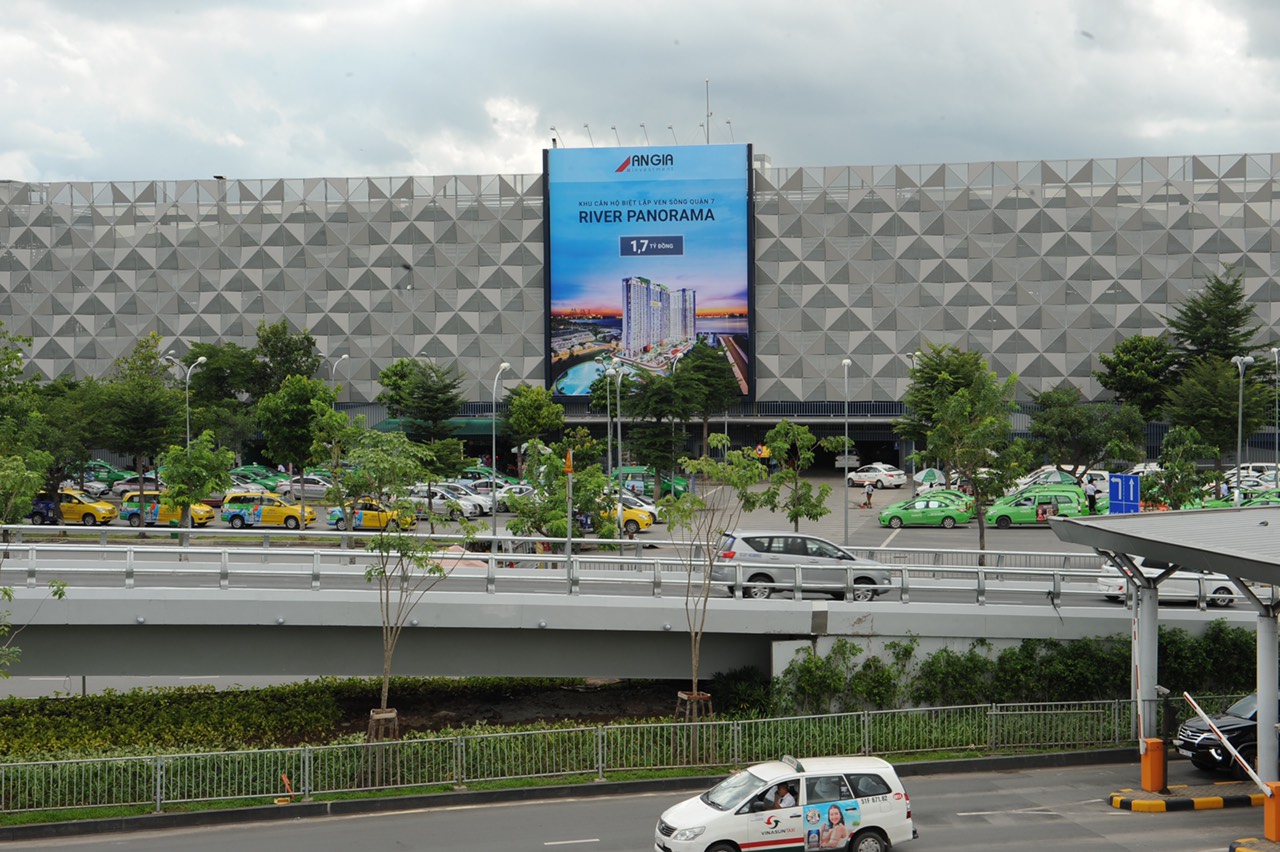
491,362,511,541
1233,355,1255,506
842,357,852,545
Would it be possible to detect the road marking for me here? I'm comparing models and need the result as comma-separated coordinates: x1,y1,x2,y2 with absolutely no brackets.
544,840,600,846
879,528,902,547
957,798,1100,816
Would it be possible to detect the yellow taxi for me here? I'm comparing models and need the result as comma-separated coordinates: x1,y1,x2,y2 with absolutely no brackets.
220,491,316,530
29,489,119,526
327,498,417,531
119,491,215,527
602,504,654,536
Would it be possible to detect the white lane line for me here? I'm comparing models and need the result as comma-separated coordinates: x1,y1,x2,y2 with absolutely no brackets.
544,840,601,846
879,528,901,548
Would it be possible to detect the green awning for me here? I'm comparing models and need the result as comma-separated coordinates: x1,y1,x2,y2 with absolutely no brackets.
369,417,499,438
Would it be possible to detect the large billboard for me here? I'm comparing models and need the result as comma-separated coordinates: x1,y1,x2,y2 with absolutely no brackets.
544,143,753,397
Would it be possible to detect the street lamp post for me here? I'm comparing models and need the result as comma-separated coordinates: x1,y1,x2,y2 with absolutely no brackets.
321,353,349,402
1232,355,1255,506
842,358,852,545
164,354,206,447
1272,347,1279,475
603,367,616,483
613,367,624,533
491,362,511,542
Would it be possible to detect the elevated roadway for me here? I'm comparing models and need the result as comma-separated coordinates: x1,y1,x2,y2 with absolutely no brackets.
0,523,1256,682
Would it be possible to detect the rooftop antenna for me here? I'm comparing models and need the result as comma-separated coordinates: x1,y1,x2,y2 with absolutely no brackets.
583,124,595,146
640,123,650,145
705,78,712,144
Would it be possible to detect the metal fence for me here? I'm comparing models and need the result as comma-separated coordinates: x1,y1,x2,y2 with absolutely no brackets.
0,697,1198,815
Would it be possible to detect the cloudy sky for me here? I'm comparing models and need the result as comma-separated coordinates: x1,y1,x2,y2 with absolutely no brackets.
4,0,1279,183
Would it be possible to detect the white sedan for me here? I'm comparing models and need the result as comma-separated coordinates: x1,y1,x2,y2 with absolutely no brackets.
1097,558,1238,608
847,463,907,489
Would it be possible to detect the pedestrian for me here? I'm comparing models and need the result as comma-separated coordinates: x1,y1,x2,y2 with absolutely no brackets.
1084,478,1098,515
862,481,875,509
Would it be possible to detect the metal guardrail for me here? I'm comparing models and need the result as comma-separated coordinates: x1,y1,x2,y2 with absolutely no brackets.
0,529,1130,607
0,697,1167,814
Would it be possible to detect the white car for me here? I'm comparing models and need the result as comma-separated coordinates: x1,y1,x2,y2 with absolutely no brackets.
1097,557,1237,607
273,475,332,501
407,485,484,519
493,483,535,512
618,489,662,524
110,474,165,496
847,464,907,489
656,754,916,852
439,480,493,514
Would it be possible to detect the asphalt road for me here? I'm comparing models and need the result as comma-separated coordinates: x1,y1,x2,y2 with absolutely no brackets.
0,763,1261,852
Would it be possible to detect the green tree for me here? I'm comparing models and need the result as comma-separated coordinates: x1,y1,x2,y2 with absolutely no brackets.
896,343,986,460
918,363,1025,554
664,434,769,720
1163,358,1269,473
351,433,478,720
625,372,694,498
754,419,832,531
185,342,261,459
157,431,235,541
1094,334,1180,421
375,358,467,443
1166,266,1261,366
257,375,336,522
250,319,321,398
674,342,741,459
311,405,369,534
98,333,182,512
1028,385,1144,480
1145,426,1214,510
0,454,48,534
506,439,611,543
27,377,100,520
502,384,565,477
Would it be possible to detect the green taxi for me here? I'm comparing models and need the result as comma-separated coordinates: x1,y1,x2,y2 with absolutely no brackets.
986,491,1086,528
229,464,288,487
879,496,974,529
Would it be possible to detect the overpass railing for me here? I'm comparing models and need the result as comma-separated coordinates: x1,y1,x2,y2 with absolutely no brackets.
0,696,1204,815
0,526,1136,607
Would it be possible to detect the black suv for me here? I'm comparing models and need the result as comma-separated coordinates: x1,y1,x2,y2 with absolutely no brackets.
1173,694,1271,778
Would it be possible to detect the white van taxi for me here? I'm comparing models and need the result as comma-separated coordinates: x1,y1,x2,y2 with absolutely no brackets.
655,754,916,852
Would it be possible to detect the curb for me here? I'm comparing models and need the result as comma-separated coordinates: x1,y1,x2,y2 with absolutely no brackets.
0,748,1136,842
1230,840,1280,852
1108,789,1265,812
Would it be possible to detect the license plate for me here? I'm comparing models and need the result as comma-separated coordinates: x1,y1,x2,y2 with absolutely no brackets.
1177,748,1194,758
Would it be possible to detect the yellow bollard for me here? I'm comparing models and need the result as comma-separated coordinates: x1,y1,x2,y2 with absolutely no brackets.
1265,782,1280,841
1140,738,1165,793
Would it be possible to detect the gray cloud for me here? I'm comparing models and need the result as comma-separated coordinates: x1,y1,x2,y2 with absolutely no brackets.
3,0,1278,182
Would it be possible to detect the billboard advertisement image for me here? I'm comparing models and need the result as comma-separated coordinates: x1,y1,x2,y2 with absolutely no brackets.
544,143,753,396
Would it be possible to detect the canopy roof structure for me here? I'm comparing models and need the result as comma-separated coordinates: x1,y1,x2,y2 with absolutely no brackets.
1050,507,1280,586
1051,507,1280,789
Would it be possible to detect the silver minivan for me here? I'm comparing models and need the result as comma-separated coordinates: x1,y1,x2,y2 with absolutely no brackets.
711,530,894,601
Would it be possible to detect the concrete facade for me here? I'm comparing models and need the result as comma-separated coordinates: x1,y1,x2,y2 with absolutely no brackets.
3,152,1280,409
